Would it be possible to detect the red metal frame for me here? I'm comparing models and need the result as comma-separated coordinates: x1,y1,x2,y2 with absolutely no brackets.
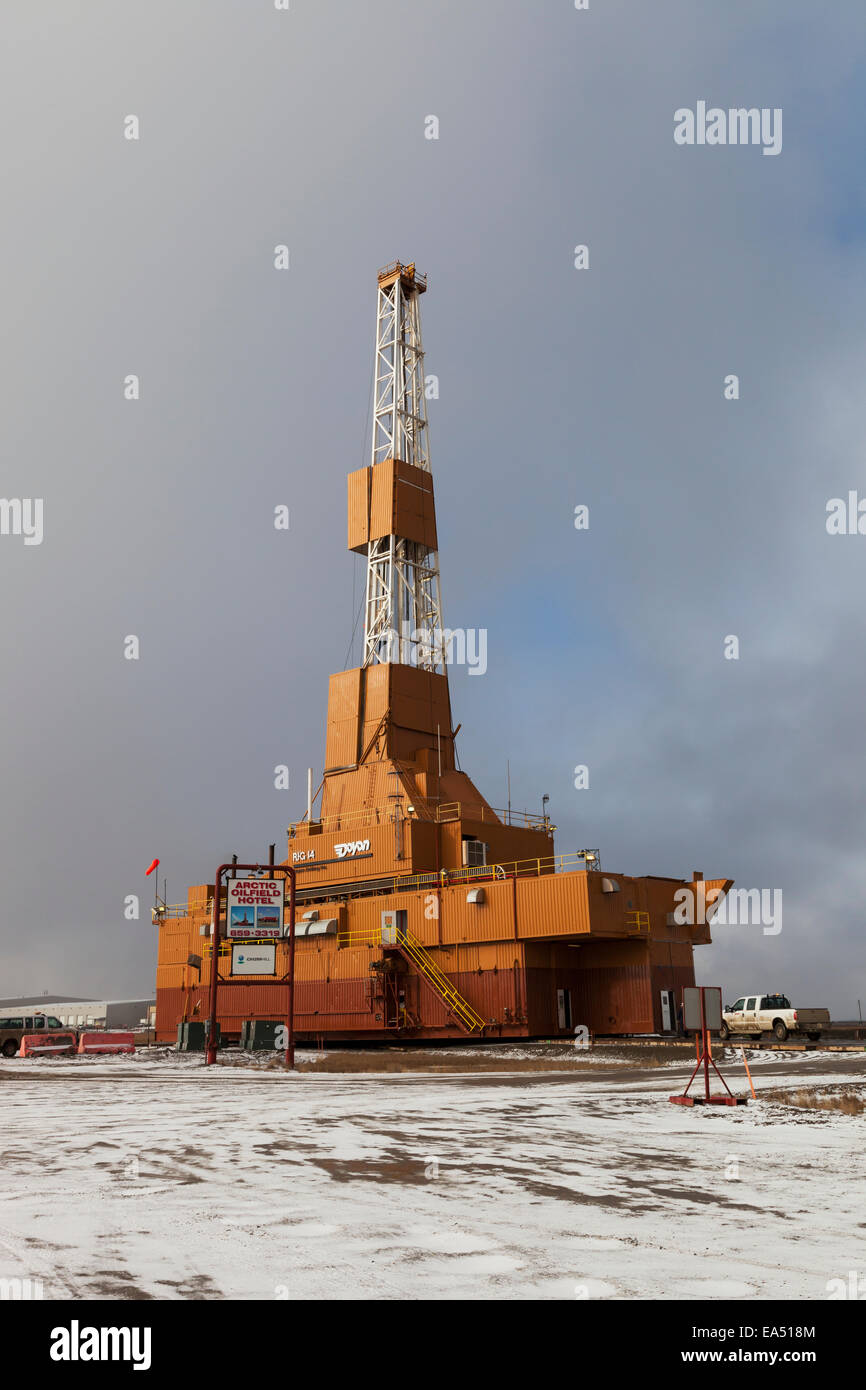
670,986,747,1107
206,863,297,1068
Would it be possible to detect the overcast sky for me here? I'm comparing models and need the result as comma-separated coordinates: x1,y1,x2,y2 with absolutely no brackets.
1,1,865,1015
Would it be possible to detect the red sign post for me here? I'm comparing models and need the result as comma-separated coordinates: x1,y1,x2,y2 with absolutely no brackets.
669,985,747,1107
206,862,296,1068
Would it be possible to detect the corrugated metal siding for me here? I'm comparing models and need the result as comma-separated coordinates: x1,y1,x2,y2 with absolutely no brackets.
329,668,363,724
368,458,395,541
347,466,371,552
362,662,389,721
366,457,438,552
320,762,417,824
331,944,376,979
296,978,376,1031
156,980,382,1042
450,971,520,1027
649,961,696,1032
437,942,523,972
462,823,553,870
156,952,657,1042
388,665,451,737
515,872,591,937
155,964,188,990
155,887,686,1042
649,940,695,969
288,824,409,888
406,820,438,877
294,943,337,979
324,669,362,769
155,987,184,1039
213,983,290,1021
571,964,653,1034
401,894,439,947
159,922,194,965
584,872,638,934
441,878,515,944
394,471,437,552
531,938,646,970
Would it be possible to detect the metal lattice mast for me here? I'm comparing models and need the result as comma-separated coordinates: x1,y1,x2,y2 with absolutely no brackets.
363,263,444,670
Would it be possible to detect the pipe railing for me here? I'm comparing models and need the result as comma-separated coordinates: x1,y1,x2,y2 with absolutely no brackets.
287,801,553,837
154,851,601,925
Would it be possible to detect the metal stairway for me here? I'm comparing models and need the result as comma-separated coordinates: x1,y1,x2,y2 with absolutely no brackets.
342,925,486,1034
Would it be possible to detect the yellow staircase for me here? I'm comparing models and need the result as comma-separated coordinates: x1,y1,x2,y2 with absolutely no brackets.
340,926,486,1034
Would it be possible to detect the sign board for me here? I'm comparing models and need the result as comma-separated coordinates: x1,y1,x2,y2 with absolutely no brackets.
226,878,285,939
682,986,722,1032
231,943,277,976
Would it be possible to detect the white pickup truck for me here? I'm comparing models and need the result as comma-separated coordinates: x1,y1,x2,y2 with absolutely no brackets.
718,993,830,1043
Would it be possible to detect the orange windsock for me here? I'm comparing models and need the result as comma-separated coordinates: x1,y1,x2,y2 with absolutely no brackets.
145,858,160,876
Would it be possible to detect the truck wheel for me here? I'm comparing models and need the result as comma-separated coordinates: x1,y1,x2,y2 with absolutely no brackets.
773,1020,788,1042
718,1022,729,1041
2,1039,18,1058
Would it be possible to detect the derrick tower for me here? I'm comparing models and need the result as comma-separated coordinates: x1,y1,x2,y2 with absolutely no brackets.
306,262,551,871
363,262,444,669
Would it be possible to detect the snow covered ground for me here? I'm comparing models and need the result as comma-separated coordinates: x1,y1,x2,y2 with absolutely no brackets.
0,1049,863,1300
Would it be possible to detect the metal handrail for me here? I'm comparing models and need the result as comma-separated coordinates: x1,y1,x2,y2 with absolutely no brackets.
287,801,553,837
288,804,407,836
154,850,599,924
440,850,591,882
377,260,427,288
153,903,210,920
434,802,551,829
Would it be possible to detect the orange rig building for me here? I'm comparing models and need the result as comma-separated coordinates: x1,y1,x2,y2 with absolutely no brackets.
155,262,731,1044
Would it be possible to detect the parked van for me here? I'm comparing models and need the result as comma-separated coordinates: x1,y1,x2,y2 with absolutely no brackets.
0,1013,66,1058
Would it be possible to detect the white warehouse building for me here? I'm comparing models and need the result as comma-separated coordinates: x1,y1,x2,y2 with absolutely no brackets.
0,995,155,1030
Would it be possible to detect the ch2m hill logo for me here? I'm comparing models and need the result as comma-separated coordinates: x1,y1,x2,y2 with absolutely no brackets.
334,839,371,859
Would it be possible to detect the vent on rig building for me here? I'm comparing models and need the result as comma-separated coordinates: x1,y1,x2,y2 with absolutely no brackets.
294,918,338,938
462,837,487,868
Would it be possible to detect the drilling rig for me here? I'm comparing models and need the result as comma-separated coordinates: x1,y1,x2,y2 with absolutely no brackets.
155,262,730,1044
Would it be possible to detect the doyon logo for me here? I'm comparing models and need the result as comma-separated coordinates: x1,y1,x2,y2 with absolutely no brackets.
334,839,371,859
